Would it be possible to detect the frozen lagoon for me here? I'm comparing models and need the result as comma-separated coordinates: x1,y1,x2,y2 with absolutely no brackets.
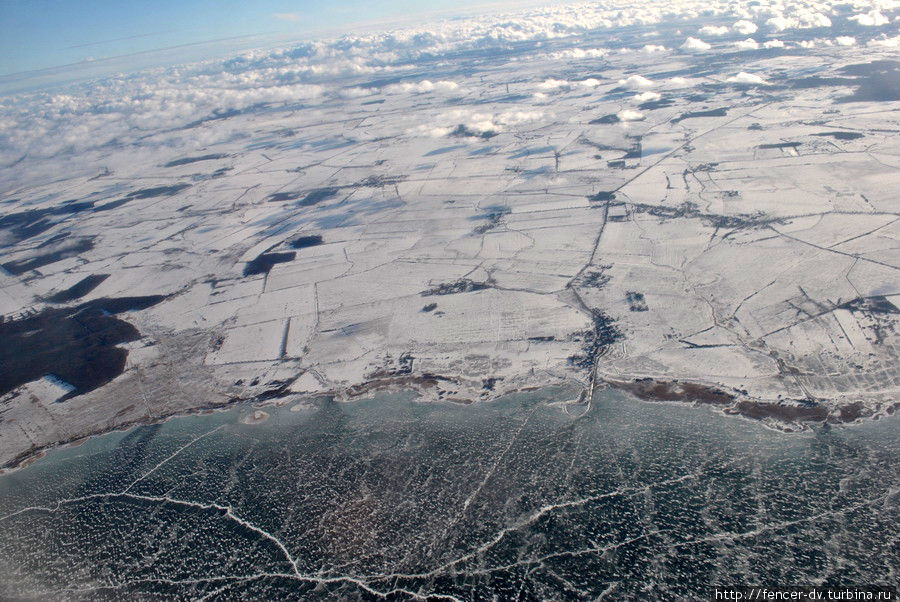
1,388,896,599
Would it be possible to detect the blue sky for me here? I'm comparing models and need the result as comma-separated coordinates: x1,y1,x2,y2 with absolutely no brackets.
0,0,510,76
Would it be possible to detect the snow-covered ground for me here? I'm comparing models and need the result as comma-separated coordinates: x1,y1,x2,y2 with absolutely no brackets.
1,0,899,466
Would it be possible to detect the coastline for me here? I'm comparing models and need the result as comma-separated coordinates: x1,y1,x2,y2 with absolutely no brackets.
2,371,894,474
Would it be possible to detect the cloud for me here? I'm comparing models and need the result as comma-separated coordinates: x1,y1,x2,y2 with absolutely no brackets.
727,72,768,84
384,80,459,94
805,13,832,28
550,48,608,59
338,87,375,98
734,38,760,50
765,11,830,32
699,25,729,36
495,110,545,125
617,109,644,121
408,108,546,139
634,91,661,102
0,79,327,165
765,16,793,31
537,78,570,90
849,11,889,26
732,20,758,35
835,36,856,46
409,125,453,138
868,36,900,47
618,74,653,89
681,37,712,51
442,110,497,135
0,0,875,171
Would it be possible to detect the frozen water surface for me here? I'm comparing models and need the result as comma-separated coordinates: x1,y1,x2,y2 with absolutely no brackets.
1,389,896,599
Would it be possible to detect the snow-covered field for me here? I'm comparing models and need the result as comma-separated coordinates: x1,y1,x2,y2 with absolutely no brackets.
1,0,899,466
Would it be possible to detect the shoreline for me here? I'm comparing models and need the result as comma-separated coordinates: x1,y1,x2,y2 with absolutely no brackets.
1,372,895,474
603,377,898,433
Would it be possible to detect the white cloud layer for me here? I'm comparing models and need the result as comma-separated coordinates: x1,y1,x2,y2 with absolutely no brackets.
765,11,831,31
849,11,890,26
617,109,645,121
538,78,570,90
681,37,712,50
699,25,729,36
727,72,768,84
408,108,548,138
868,35,900,47
550,48,608,59
733,20,759,34
0,0,893,167
618,75,654,89
384,80,459,94
635,91,661,102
